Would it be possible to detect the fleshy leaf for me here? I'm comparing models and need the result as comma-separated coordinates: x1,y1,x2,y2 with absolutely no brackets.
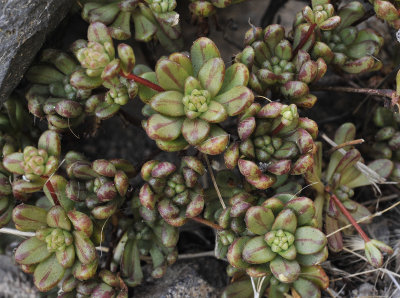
155,59,189,91
146,114,183,141
199,101,228,123
15,237,51,265
214,86,254,116
182,118,210,145
150,91,185,117
295,226,327,255
34,254,65,292
245,206,275,235
196,126,229,155
271,209,297,234
220,63,250,93
293,278,321,298
190,37,221,77
242,236,276,264
270,256,300,283
198,58,225,97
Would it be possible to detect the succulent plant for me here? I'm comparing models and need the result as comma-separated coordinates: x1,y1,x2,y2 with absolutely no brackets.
25,49,90,131
295,0,341,32
70,22,138,120
110,199,179,286
224,102,316,189
189,0,247,18
82,0,182,51
65,153,135,220
369,0,400,29
140,37,254,153
236,24,326,108
221,194,328,296
13,204,98,291
304,123,394,266
296,1,383,74
3,130,61,198
139,156,205,226
59,269,128,297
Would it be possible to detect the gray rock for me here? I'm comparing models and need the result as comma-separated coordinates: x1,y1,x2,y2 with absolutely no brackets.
133,258,228,298
0,0,73,101
0,255,37,297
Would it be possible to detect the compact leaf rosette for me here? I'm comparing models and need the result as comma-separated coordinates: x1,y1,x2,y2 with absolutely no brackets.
139,156,205,226
224,102,317,189
221,194,329,297
13,205,98,291
236,24,327,108
138,37,254,154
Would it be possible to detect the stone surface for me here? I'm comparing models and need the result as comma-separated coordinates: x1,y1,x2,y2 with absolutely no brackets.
0,255,37,297
0,0,72,101
133,258,228,298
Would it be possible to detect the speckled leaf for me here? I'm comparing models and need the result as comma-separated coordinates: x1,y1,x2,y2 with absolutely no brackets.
43,175,74,212
34,254,65,292
73,231,97,265
227,236,251,269
3,152,24,174
341,56,375,74
190,37,221,77
146,114,183,141
271,209,297,234
46,206,71,230
245,206,275,235
15,237,51,265
238,117,256,140
220,63,250,93
214,86,254,116
182,118,210,145
242,235,276,264
12,204,48,232
132,10,157,42
199,101,228,123
95,103,120,120
150,91,185,117
285,197,315,226
38,130,61,158
156,136,189,152
196,126,229,155
169,53,193,76
300,265,329,289
295,226,327,255
293,278,321,298
297,246,328,266
155,59,189,91
198,58,225,97
270,257,300,283
70,69,103,90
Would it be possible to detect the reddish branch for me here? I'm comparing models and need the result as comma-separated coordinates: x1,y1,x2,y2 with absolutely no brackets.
119,71,165,92
326,187,370,242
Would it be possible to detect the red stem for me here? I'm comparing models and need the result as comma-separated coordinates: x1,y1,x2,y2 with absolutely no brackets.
192,216,224,231
326,187,370,242
293,23,317,57
44,179,60,206
119,71,165,92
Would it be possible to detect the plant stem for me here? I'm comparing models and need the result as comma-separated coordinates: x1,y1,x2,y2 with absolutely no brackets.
178,251,216,259
0,228,35,238
314,192,325,230
328,139,364,154
293,23,316,57
326,187,370,242
312,85,394,100
119,71,165,92
204,154,226,209
191,216,224,230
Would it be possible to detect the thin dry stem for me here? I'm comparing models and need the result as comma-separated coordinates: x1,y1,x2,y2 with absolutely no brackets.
191,216,224,230
328,139,364,154
204,154,226,209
